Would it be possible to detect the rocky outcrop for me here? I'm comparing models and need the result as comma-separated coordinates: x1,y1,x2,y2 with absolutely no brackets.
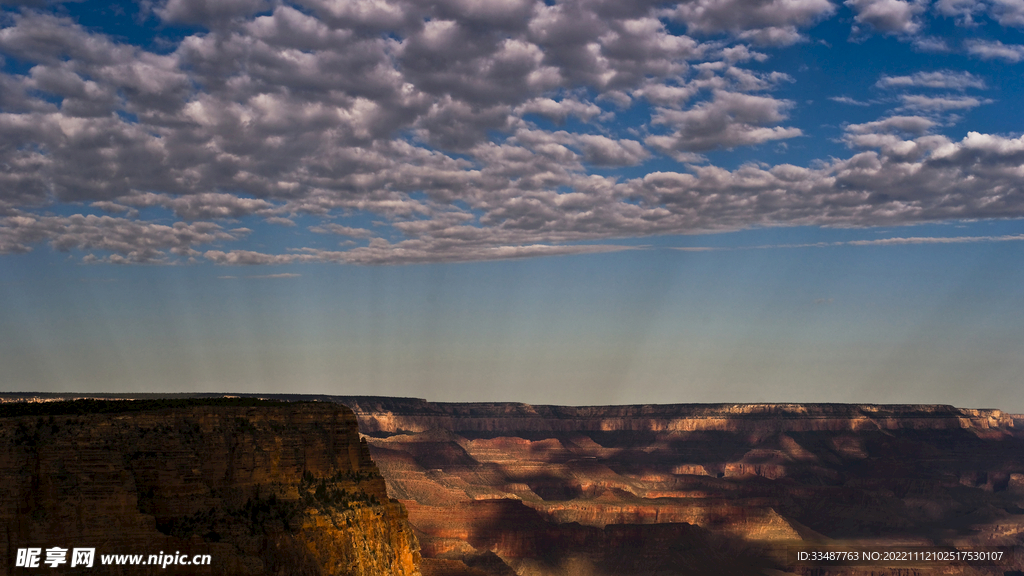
0,400,421,576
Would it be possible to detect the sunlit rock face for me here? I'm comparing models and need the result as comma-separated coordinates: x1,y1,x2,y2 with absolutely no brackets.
0,400,421,576
334,398,1024,576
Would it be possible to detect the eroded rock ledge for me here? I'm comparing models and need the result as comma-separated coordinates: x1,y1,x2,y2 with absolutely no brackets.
0,399,421,576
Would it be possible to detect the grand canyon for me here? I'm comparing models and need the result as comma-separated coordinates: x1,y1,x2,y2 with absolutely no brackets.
3,394,1024,576
0,399,420,576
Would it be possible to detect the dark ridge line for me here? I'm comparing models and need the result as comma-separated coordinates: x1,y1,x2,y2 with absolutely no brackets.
1,392,1016,419
0,397,316,418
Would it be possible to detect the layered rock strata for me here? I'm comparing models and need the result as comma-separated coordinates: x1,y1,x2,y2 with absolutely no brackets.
6,394,1024,576
329,398,1024,576
0,399,421,576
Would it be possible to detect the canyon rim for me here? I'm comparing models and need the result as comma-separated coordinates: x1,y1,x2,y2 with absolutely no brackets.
4,394,1024,576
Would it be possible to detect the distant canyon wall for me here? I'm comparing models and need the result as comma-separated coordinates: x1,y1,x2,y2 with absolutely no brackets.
326,397,1024,576
331,397,1020,435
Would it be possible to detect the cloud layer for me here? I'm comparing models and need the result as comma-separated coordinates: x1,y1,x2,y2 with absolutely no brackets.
0,0,1022,264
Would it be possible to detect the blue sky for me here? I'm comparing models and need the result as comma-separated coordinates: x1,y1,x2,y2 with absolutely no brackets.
1,0,1023,409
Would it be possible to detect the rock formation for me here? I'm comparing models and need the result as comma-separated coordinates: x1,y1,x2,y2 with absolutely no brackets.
5,394,1023,576
329,398,1024,576
0,399,421,576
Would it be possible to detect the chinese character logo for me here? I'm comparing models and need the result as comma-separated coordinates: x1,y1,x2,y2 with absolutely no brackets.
71,548,96,568
43,547,68,568
15,548,41,568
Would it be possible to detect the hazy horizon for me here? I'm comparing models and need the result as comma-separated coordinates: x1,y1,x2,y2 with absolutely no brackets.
1,0,1023,410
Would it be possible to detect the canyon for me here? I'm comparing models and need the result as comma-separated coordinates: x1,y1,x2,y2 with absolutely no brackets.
3,394,1023,576
331,397,1024,576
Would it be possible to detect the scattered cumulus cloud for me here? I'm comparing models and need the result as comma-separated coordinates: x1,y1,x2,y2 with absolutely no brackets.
938,0,1024,28
830,96,873,106
0,213,243,262
156,0,271,25
648,91,802,153
0,0,1022,265
898,94,991,111
912,36,951,52
966,39,1024,62
875,70,987,89
666,0,837,46
845,115,937,135
845,0,927,35
846,234,1024,245
673,233,1024,250
935,0,987,25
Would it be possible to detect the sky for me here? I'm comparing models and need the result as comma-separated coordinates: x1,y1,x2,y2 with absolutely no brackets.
1,0,1023,410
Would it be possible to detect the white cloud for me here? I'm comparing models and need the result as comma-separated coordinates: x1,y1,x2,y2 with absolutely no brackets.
846,115,937,134
845,0,927,34
3,0,1024,266
156,0,271,25
876,70,986,89
0,213,243,262
737,26,808,46
989,0,1024,27
674,233,1024,250
575,134,650,166
648,91,802,152
935,0,986,24
121,192,279,221
667,0,836,45
7,123,1024,264
204,249,308,265
203,242,639,265
830,96,872,106
264,217,296,227
966,39,1024,62
898,94,990,111
846,234,1024,245
912,36,951,52
308,223,376,237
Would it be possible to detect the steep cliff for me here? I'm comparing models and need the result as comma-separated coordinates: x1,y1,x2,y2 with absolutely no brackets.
0,399,421,576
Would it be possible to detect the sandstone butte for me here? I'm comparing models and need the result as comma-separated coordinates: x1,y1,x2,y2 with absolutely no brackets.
0,399,422,576
4,394,1024,576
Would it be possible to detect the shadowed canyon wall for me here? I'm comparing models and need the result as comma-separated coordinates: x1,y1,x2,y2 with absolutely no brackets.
0,399,421,576
328,398,1024,576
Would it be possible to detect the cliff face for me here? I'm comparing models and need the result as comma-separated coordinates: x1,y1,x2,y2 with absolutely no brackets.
336,398,1019,434
328,398,1024,576
0,401,421,576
